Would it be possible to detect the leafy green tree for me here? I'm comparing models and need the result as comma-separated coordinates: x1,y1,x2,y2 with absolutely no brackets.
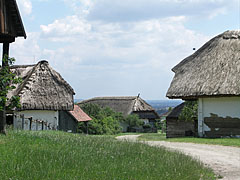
179,101,198,122
0,55,22,134
124,114,144,132
79,104,122,135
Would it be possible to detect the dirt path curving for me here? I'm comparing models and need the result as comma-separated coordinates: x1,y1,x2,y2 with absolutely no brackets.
116,135,240,180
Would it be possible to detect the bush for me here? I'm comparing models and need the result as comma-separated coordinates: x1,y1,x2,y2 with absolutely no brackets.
79,104,122,135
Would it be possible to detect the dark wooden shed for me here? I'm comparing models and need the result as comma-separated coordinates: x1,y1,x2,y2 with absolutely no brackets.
166,103,196,138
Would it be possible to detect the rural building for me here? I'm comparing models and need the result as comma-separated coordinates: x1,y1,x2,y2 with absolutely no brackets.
167,30,240,138
7,60,78,132
78,96,159,132
166,103,196,138
0,0,26,133
59,105,92,133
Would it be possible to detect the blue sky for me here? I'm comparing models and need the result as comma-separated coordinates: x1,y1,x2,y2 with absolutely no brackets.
6,0,240,100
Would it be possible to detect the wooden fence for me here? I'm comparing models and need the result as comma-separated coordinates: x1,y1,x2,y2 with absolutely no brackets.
15,114,57,131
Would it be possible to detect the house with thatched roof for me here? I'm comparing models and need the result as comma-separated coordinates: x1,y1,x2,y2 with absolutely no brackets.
7,60,76,132
167,30,240,138
78,96,159,132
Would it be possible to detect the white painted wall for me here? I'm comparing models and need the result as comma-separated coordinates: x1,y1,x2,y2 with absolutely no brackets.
198,97,240,137
14,110,59,130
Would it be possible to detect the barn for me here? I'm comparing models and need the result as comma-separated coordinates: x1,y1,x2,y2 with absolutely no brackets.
167,30,240,138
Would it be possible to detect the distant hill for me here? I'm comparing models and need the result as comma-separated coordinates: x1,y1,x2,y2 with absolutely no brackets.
74,99,84,103
146,100,182,116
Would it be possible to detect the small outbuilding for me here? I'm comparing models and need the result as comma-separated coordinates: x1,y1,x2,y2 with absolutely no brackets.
166,103,196,138
78,96,159,132
59,105,92,133
167,30,240,138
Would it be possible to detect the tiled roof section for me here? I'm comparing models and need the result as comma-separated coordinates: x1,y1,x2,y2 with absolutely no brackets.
69,105,92,122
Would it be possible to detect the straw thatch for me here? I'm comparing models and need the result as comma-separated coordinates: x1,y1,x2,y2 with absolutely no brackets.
8,60,75,111
78,96,159,117
167,30,240,99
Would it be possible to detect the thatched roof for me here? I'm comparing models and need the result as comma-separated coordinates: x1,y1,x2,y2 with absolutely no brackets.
69,105,92,122
166,103,185,119
78,96,156,117
8,60,75,111
0,0,26,43
167,30,240,99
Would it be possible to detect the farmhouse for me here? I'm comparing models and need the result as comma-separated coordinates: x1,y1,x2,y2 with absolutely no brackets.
78,96,159,132
7,60,77,132
167,30,240,138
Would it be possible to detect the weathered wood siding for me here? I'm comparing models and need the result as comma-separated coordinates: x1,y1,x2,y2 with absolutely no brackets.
58,111,77,133
166,118,195,138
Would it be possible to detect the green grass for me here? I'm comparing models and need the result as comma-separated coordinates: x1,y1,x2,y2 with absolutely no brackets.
138,133,240,147
0,130,215,180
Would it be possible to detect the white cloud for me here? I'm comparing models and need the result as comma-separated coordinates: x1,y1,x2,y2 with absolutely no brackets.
36,14,210,99
17,0,32,16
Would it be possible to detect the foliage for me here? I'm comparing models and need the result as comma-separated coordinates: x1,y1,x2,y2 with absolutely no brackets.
0,130,216,180
124,114,144,131
79,104,122,135
179,101,198,122
0,55,22,111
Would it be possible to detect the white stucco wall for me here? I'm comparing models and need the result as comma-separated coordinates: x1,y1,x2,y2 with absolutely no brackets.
198,97,240,137
14,110,59,130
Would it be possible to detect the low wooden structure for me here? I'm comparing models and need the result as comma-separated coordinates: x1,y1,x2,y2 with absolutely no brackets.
59,105,92,133
166,103,196,138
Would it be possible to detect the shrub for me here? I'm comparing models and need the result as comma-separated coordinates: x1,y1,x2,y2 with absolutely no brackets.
79,104,122,135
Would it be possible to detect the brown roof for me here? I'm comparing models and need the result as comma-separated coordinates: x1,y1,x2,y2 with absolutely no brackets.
8,60,75,111
69,105,92,122
167,30,240,99
78,96,158,117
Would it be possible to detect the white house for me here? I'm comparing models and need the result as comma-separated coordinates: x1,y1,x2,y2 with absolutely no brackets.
167,30,240,138
7,60,75,131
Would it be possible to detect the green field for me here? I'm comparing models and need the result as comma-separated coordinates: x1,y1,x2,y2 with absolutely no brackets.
138,133,240,147
0,131,215,180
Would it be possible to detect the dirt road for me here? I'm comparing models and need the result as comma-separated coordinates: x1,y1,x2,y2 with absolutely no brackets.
116,135,240,180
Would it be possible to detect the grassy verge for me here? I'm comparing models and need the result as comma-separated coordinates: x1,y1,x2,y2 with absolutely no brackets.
0,130,215,180
138,133,240,147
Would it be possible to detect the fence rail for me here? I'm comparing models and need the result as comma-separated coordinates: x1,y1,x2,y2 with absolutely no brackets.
15,114,57,131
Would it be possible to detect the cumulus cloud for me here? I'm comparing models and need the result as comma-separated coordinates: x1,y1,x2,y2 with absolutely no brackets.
37,14,209,99
17,0,32,16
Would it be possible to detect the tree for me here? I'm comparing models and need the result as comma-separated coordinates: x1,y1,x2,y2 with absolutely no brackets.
79,104,122,135
179,101,198,122
124,114,144,132
0,55,22,134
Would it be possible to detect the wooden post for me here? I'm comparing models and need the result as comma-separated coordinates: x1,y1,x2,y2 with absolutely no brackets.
42,121,44,131
0,42,9,134
29,117,32,130
21,114,24,130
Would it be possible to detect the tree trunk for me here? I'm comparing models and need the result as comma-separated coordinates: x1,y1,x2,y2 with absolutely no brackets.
0,42,10,135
